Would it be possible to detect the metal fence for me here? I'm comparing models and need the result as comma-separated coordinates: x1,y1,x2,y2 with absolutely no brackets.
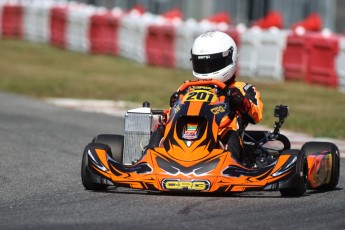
77,0,339,31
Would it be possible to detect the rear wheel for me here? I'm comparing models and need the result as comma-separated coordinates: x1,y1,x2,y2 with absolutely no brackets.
92,134,124,163
280,150,308,197
302,142,340,190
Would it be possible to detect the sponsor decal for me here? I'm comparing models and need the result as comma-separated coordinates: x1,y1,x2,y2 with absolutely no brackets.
173,105,180,114
198,55,210,59
211,106,225,115
183,130,198,140
162,179,210,191
192,86,213,91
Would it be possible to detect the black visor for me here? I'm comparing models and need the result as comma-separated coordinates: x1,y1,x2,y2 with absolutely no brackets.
191,47,234,74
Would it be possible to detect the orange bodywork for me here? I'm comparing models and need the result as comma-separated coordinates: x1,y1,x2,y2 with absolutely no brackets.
89,146,294,192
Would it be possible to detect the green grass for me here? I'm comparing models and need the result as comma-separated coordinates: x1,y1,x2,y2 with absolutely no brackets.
1,38,345,139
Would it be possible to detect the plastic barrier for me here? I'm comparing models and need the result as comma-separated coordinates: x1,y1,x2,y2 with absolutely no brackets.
252,11,283,29
118,13,154,64
204,12,231,25
50,3,68,48
256,29,288,80
291,13,322,32
336,37,345,92
1,2,23,38
146,23,176,67
23,1,53,43
174,20,194,69
306,33,339,87
1,0,344,92
161,8,183,22
238,28,261,77
89,9,121,55
282,32,310,81
66,4,97,53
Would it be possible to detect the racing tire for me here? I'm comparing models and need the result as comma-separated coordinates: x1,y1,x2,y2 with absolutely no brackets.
301,142,340,190
92,134,124,163
81,143,109,191
280,150,308,197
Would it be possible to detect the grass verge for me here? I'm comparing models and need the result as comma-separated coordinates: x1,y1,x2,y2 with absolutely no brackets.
0,38,344,139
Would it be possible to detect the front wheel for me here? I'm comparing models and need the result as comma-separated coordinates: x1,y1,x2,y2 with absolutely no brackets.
280,150,308,197
81,143,109,190
92,134,124,163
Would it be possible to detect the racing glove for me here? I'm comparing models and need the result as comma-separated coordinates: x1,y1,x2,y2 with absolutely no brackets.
227,87,251,116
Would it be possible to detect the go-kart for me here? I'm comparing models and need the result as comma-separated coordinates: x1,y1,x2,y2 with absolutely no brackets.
81,79,340,196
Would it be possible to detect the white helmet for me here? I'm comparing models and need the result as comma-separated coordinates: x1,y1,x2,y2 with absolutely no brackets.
191,31,238,83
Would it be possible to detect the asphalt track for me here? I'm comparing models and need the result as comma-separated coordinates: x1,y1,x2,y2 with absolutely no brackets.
1,92,344,230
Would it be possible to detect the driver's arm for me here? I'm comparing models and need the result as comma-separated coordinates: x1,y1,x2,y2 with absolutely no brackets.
230,82,264,124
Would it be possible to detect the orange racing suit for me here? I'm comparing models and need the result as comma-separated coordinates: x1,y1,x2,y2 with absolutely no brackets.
221,81,263,135
168,80,264,162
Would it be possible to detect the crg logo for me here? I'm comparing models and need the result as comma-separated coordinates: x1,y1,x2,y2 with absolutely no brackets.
162,179,210,191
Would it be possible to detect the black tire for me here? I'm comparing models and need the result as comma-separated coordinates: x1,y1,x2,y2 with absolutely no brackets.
92,134,124,163
301,142,340,190
81,143,109,190
280,150,308,197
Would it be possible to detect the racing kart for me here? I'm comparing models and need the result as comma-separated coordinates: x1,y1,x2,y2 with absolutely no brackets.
81,79,340,196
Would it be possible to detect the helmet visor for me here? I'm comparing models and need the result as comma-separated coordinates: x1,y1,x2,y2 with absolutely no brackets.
191,47,233,74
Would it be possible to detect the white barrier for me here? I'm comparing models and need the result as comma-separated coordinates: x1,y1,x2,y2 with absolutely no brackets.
239,28,261,77
66,3,96,53
118,12,155,64
23,1,54,43
256,28,288,80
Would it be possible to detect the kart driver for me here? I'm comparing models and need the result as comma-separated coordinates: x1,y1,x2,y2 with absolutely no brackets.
170,31,264,164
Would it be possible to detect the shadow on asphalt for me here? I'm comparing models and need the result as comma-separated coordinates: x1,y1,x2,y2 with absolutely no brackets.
85,186,343,199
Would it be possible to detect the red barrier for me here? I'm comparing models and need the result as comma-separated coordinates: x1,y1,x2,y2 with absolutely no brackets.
145,24,176,67
291,13,322,32
306,33,339,87
89,12,120,55
283,33,309,81
161,8,183,21
204,12,231,25
252,11,283,29
50,5,68,48
1,3,23,38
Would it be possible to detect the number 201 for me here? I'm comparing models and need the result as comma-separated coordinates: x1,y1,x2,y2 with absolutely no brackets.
186,91,214,102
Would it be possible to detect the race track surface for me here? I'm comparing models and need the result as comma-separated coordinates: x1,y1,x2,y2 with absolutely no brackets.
1,92,344,230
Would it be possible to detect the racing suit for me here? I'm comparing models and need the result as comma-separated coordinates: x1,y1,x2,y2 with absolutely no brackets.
220,81,263,163
169,80,264,163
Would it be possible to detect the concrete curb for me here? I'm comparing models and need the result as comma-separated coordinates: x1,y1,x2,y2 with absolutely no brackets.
46,98,345,157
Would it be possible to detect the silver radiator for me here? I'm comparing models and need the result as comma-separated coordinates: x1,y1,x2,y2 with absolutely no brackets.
123,107,152,165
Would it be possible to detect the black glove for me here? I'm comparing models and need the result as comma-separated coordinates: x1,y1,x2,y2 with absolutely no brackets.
169,92,180,107
227,87,250,118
